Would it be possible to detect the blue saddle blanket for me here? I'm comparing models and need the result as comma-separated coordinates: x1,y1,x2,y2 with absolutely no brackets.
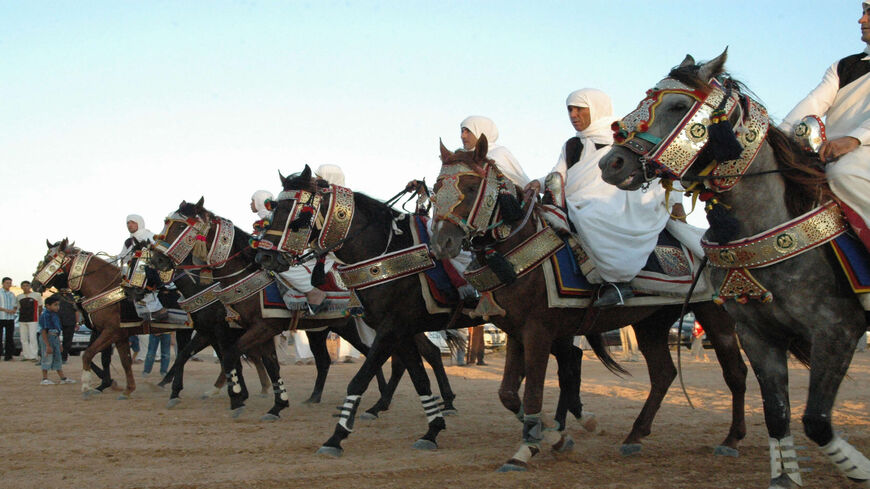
832,232,870,293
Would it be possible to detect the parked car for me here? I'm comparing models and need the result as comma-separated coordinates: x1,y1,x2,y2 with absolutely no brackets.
13,322,92,357
482,323,506,350
668,313,710,349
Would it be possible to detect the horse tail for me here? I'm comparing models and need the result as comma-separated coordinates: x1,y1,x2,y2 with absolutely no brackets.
788,337,812,369
444,329,467,358
586,333,630,377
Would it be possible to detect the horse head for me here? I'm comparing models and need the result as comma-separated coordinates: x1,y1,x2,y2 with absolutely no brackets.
253,165,323,272
599,49,730,190
32,238,74,292
429,134,514,260
150,197,213,271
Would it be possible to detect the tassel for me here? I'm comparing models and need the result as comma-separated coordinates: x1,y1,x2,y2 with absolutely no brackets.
311,256,326,287
707,110,743,163
289,207,314,232
497,192,523,224
199,269,213,285
703,196,739,245
192,234,209,263
485,250,517,285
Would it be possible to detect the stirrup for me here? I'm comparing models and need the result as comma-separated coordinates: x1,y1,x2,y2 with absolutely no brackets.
592,282,633,308
307,300,330,316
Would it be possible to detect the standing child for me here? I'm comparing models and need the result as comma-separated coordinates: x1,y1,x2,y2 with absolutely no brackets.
38,296,75,385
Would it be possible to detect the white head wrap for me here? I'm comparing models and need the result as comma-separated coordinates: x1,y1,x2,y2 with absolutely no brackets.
251,190,274,219
125,214,153,242
315,164,346,186
565,88,615,147
460,115,499,144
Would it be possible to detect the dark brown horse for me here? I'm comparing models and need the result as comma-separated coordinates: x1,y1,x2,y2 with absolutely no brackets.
598,51,870,488
428,138,747,471
254,167,602,458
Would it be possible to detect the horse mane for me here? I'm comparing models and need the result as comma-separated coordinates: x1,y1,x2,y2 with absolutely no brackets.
354,191,401,222
668,65,831,216
283,172,330,192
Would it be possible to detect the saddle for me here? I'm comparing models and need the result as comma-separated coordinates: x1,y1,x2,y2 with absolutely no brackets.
264,269,355,320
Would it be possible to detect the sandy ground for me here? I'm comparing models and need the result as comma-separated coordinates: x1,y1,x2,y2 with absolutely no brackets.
2,346,869,489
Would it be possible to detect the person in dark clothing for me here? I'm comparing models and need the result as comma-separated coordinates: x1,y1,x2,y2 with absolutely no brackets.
55,289,79,363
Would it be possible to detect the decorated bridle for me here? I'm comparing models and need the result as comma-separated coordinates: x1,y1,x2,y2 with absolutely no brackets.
253,183,355,259
153,212,234,268
432,160,523,244
612,76,769,193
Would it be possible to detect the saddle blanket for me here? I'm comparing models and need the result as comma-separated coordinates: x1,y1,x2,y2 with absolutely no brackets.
543,224,712,309
121,295,190,329
831,231,870,310
262,269,353,320
410,215,473,315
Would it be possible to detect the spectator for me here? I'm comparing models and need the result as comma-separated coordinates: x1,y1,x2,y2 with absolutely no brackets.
55,289,79,363
293,331,314,365
38,296,75,384
0,277,17,360
690,321,709,362
466,325,486,366
17,280,43,362
619,326,640,362
143,332,171,377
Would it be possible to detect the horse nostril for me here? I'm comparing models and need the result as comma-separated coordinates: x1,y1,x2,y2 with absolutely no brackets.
610,156,624,170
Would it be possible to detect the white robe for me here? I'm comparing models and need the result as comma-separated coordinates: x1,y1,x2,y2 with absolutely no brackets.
781,47,870,225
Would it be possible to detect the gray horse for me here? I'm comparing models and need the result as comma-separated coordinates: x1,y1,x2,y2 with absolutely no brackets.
599,50,870,488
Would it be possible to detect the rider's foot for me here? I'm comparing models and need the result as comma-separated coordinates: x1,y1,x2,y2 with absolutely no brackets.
592,282,634,308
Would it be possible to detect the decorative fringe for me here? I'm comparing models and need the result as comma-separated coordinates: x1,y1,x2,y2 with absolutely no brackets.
707,112,744,162
485,249,517,285
498,193,523,224
289,207,313,232
192,235,209,263
311,256,326,287
199,269,213,285
702,193,739,245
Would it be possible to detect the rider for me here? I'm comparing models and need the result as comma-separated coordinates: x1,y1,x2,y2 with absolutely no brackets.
120,214,168,321
780,2,870,249
528,89,670,307
250,190,273,221
459,115,531,187
274,164,341,315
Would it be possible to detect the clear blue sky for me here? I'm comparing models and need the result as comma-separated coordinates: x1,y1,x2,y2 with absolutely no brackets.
0,1,861,284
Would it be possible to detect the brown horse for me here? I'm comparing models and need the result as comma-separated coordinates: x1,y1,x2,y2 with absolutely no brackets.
31,239,186,399
428,138,748,471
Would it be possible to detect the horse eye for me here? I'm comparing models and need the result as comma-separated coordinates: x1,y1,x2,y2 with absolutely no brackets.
669,102,689,112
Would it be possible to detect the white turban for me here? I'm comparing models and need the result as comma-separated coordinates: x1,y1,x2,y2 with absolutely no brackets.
565,88,615,147
315,164,346,186
125,214,153,242
460,115,499,144
251,190,274,219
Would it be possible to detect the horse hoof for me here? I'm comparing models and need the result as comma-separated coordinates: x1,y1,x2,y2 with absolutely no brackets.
260,413,280,422
316,446,343,458
441,409,458,417
620,443,642,456
497,463,527,473
230,407,245,419
302,398,321,405
554,435,575,453
360,412,378,421
713,445,739,457
258,392,270,398
201,387,221,399
82,389,102,400
117,394,130,401
413,439,437,451
166,398,181,409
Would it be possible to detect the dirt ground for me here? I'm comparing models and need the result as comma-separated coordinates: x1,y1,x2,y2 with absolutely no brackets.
2,345,869,489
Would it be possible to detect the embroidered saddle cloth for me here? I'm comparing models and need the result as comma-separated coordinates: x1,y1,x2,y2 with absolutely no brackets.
831,231,870,310
262,269,354,319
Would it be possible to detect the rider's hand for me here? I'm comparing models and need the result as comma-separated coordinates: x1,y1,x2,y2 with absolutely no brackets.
406,180,422,192
819,136,860,163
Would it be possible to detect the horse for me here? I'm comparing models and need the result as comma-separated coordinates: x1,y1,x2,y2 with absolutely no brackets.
598,50,870,488
31,239,184,399
428,137,748,471
121,239,282,407
254,166,596,458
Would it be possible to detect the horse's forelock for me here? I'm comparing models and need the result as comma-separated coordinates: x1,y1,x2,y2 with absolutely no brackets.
443,151,489,177
283,173,320,192
666,65,711,92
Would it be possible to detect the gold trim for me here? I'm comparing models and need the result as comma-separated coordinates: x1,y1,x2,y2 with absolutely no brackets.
713,268,772,304
215,270,274,305
207,218,234,267
34,252,68,284
465,226,565,292
178,283,222,313
278,194,322,256
337,244,435,290
68,253,92,291
703,202,847,269
318,185,355,251
82,286,127,313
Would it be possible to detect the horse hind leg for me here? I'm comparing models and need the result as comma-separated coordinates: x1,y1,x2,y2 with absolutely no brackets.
417,333,457,415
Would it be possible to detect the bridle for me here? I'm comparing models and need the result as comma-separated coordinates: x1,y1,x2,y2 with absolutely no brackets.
612,76,769,193
153,213,212,265
33,249,71,286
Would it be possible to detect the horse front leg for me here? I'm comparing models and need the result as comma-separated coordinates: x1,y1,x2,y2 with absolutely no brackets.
738,323,800,489
317,332,394,458
304,329,331,404
259,346,290,421
362,354,403,419
81,328,119,398
498,335,524,420
115,335,135,399
417,333,457,415
804,314,870,486
551,335,590,434
693,302,747,456
389,334,447,451
500,328,564,472
164,330,212,408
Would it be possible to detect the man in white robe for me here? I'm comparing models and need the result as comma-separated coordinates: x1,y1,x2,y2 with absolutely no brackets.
459,115,531,187
531,89,670,307
780,2,870,249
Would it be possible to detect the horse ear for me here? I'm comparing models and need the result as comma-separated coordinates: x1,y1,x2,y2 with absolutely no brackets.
301,165,311,181
195,197,205,213
278,170,287,188
474,134,488,162
439,139,451,162
678,54,695,69
46,239,52,249
697,48,728,82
